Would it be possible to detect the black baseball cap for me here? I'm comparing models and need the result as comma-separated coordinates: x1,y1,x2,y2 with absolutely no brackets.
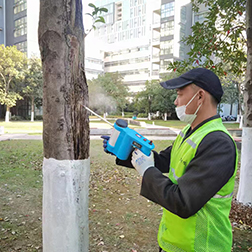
160,68,223,103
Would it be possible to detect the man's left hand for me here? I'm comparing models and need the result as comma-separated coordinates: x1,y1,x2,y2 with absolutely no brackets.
131,149,154,176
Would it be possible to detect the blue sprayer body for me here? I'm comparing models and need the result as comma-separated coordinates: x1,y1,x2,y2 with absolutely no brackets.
106,119,155,160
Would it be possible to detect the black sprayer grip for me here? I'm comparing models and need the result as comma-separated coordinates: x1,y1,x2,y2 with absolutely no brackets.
116,119,128,128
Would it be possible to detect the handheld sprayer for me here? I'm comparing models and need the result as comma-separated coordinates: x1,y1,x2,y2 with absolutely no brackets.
82,105,155,160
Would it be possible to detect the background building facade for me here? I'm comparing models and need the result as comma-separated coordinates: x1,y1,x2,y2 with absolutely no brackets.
0,0,238,118
1,0,39,57
0,0,40,119
86,0,193,94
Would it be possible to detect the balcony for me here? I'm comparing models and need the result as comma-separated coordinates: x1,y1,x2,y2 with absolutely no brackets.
152,37,160,48
152,21,161,32
151,70,160,78
152,54,160,64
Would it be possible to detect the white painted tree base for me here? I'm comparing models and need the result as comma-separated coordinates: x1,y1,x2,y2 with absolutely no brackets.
43,157,90,252
5,111,10,122
237,127,252,205
31,111,34,122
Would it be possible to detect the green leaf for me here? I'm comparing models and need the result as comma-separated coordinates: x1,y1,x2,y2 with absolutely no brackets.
88,3,96,8
95,16,105,23
99,7,108,13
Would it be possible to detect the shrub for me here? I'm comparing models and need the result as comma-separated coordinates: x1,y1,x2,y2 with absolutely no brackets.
35,115,43,120
11,115,24,121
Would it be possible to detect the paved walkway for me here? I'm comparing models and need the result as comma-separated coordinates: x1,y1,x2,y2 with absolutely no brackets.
0,132,178,141
0,122,179,142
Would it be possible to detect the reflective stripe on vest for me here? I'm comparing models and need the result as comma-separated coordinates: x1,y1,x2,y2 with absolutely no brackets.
213,192,233,199
170,167,179,180
186,138,196,149
179,131,184,138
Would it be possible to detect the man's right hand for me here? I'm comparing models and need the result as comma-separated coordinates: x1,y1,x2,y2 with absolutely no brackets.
101,135,115,155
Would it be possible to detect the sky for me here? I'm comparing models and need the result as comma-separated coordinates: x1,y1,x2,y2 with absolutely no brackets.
82,1,105,58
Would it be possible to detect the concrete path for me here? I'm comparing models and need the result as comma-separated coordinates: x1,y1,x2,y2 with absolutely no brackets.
0,132,177,142
0,122,179,142
0,133,42,141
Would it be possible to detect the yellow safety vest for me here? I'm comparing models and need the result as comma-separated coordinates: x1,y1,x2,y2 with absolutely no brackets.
158,118,238,252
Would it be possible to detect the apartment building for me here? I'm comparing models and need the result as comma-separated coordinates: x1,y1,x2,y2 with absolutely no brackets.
0,0,40,57
0,0,40,119
88,0,156,93
159,0,192,75
87,0,193,94
85,33,104,80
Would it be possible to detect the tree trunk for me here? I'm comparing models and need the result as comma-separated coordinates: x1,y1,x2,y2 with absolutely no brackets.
237,0,252,205
230,103,233,115
148,112,151,120
31,96,34,122
236,83,242,123
38,1,90,251
164,112,167,121
5,106,10,122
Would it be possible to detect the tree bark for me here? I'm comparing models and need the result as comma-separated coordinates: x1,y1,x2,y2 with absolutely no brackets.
230,103,233,115
237,0,252,205
31,96,34,122
38,0,90,251
39,0,89,160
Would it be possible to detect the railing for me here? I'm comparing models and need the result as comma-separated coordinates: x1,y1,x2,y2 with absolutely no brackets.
152,37,160,43
152,70,159,75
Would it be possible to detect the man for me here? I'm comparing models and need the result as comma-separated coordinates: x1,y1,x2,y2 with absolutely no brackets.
102,68,238,252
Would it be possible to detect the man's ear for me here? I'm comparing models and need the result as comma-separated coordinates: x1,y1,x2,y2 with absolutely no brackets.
198,89,205,101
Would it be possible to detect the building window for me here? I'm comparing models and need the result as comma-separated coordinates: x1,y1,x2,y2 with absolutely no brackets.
160,40,173,55
161,21,174,37
15,41,27,53
14,0,27,14
180,23,186,40
194,13,207,24
161,2,174,19
181,6,186,22
14,17,27,37
180,45,186,59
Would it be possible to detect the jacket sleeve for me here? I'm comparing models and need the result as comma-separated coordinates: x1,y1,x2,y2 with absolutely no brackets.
153,146,172,173
140,131,236,218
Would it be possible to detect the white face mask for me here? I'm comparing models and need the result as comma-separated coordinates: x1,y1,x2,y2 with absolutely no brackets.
175,92,202,125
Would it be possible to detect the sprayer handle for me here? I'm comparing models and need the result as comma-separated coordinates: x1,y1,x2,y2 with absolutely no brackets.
101,135,115,156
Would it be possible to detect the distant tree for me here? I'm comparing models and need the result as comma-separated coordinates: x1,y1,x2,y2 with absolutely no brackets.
23,57,43,121
221,74,241,115
0,45,27,122
156,72,181,120
133,80,160,120
89,72,129,116
167,0,246,77
152,87,177,120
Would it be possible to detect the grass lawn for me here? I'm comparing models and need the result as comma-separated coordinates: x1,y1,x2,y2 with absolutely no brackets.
0,121,43,134
141,120,241,129
0,140,251,251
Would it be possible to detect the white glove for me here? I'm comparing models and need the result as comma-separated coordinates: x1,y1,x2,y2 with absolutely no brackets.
131,149,154,176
